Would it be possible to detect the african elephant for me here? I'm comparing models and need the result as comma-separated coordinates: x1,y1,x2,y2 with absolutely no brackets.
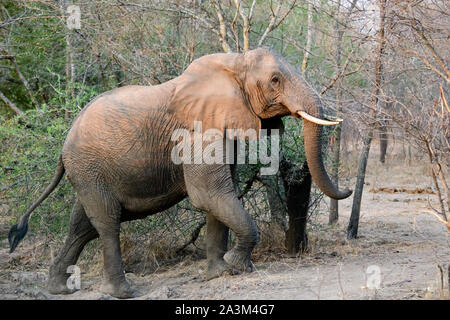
8,48,351,298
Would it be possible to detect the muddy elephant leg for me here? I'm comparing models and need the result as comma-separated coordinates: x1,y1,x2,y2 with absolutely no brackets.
48,199,98,294
78,189,135,299
184,164,258,274
205,213,232,280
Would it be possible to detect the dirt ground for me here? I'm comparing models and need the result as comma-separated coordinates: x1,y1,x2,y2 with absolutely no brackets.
0,146,449,300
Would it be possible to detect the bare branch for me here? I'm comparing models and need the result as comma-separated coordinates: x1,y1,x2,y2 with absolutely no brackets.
0,90,23,115
233,0,250,52
301,0,314,75
258,1,282,46
0,50,39,108
215,0,232,53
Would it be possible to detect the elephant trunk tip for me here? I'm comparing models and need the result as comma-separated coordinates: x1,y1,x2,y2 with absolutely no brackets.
330,188,353,200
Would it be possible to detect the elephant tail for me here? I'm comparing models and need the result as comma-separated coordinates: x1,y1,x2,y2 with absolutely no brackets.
8,155,65,253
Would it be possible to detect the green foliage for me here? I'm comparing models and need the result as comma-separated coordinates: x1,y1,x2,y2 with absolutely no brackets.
0,1,66,115
0,84,100,241
281,117,306,164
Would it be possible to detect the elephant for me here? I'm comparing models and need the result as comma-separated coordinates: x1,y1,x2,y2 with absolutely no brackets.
8,48,352,298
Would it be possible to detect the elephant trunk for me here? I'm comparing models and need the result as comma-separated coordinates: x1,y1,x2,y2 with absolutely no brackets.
281,66,352,200
302,119,352,200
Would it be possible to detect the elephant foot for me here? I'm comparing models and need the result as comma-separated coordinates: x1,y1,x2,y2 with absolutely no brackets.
100,279,138,299
47,277,77,295
206,259,240,280
223,249,254,273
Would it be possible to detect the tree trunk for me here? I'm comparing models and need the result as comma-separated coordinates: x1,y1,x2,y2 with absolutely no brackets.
329,100,342,223
280,160,312,255
379,102,391,164
63,0,75,119
347,0,386,239
328,0,358,223
261,174,287,232
301,0,314,76
329,0,343,225
379,124,388,163
347,133,372,239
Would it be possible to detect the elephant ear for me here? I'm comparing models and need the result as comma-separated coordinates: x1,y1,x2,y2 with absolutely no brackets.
168,53,261,140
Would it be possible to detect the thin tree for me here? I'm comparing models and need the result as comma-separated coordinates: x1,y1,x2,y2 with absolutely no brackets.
329,0,358,224
347,0,387,239
301,0,314,76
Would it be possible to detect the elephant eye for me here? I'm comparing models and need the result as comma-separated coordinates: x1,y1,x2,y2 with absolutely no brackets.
271,76,280,85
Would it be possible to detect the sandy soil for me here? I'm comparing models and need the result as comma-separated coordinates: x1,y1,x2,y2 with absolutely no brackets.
0,148,449,300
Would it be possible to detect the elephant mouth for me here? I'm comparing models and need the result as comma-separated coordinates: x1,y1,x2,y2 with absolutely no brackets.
260,116,285,134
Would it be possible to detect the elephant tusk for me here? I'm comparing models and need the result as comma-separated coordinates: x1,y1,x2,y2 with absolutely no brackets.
298,111,340,126
323,114,343,122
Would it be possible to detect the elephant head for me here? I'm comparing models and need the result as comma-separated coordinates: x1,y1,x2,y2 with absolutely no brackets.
169,47,352,200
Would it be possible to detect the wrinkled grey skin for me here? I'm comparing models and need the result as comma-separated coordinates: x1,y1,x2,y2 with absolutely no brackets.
9,48,351,299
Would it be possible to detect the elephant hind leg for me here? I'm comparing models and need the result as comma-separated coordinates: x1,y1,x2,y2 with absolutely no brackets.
205,212,239,280
218,195,258,273
203,195,258,274
184,164,258,275
78,188,136,299
48,198,98,295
